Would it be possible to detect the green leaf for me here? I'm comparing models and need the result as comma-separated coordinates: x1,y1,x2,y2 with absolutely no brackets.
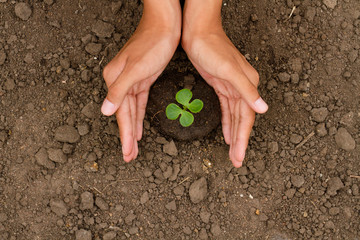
179,111,194,127
188,99,204,113
176,89,192,107
166,103,182,120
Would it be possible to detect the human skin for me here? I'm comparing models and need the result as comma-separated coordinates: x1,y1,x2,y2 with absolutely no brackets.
181,0,268,167
101,0,268,167
101,0,181,162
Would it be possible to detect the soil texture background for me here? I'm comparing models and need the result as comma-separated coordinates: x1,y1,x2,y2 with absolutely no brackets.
0,0,359,239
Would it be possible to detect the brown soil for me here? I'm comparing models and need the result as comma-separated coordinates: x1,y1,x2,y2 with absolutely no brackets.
147,70,221,141
0,0,359,240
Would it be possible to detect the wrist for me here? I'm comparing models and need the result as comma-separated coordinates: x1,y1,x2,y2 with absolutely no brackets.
142,0,181,34
183,0,223,33
182,0,224,49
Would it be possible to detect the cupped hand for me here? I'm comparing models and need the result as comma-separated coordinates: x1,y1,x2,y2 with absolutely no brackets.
182,25,268,168
101,1,181,162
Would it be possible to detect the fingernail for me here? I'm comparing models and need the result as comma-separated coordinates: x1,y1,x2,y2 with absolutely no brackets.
254,97,268,113
101,99,116,116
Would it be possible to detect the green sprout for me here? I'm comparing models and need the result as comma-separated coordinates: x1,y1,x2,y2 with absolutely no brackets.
165,89,204,127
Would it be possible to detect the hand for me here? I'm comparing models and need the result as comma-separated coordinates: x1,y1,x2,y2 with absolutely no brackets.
101,0,181,162
182,0,268,168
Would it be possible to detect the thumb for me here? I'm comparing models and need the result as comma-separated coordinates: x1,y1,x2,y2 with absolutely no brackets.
252,97,268,114
101,75,132,116
232,73,268,114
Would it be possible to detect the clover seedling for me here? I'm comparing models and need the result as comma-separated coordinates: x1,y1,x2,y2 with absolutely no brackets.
166,89,204,127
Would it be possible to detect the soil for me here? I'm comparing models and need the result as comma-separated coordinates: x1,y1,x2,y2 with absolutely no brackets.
147,70,221,141
0,0,359,240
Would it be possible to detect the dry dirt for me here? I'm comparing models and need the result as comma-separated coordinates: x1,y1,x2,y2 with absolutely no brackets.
0,0,359,240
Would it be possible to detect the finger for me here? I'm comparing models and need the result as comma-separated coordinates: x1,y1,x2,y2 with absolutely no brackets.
133,69,164,141
229,100,241,168
101,67,135,116
190,61,232,145
217,93,231,145
132,138,139,161
236,54,260,87
231,71,268,114
101,55,128,116
124,137,138,163
195,59,268,115
103,55,127,87
232,101,255,168
115,96,134,160
136,90,150,141
127,93,139,162
229,99,237,163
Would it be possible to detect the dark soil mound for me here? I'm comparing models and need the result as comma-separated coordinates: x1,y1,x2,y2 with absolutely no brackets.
147,71,221,140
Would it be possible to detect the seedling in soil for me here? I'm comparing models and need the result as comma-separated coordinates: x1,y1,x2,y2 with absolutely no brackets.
166,89,204,127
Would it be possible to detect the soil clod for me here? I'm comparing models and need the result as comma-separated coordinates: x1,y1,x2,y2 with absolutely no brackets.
189,177,208,204
35,148,55,169
291,175,305,188
311,107,329,123
163,140,178,157
50,199,68,217
327,177,344,196
47,148,67,163
335,128,356,151
80,191,94,210
54,125,81,143
76,229,92,240
323,0,338,9
92,20,115,38
14,3,32,21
